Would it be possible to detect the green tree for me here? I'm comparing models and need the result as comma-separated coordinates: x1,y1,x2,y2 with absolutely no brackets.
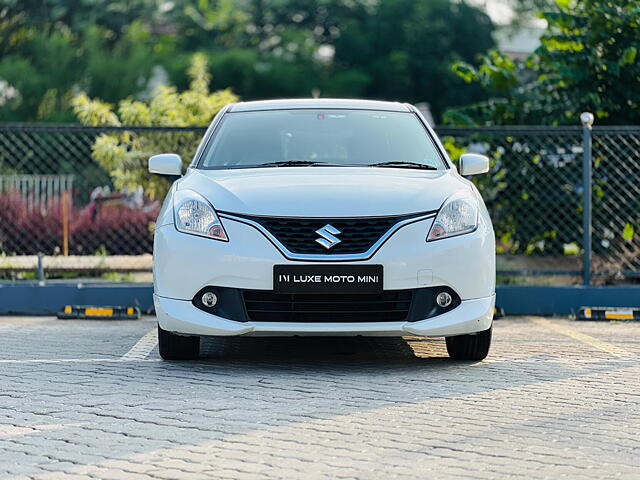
0,0,175,121
0,18,175,121
0,0,164,48
1,0,498,122
445,0,640,125
170,0,496,118
322,0,495,117
0,29,78,121
72,54,238,199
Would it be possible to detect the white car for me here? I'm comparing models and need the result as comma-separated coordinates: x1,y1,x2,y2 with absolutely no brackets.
149,99,495,361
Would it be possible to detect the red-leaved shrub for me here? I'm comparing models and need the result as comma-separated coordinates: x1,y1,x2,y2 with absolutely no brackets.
0,192,159,255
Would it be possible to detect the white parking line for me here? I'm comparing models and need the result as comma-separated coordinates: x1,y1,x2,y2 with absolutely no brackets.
0,329,160,364
120,328,158,361
530,317,633,357
0,358,161,364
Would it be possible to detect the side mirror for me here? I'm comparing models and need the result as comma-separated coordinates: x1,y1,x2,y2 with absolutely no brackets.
149,154,183,176
459,153,489,176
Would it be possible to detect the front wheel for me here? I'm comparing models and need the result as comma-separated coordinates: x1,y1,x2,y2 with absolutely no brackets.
158,325,200,360
445,326,492,361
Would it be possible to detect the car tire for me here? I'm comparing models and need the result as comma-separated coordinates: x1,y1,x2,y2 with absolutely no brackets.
445,326,492,361
158,325,200,360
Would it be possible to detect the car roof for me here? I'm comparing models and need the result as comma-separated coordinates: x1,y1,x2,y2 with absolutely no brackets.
228,98,411,113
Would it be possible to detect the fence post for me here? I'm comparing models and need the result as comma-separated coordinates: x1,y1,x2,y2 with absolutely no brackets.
580,112,594,286
37,252,45,282
62,190,70,256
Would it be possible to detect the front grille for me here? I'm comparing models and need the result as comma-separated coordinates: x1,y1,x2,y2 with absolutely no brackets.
231,212,430,255
243,290,413,322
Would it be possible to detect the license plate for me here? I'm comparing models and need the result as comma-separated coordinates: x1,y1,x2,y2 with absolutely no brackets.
273,265,383,294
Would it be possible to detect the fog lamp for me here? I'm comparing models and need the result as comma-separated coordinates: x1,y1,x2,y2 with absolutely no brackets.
202,292,218,308
436,291,452,307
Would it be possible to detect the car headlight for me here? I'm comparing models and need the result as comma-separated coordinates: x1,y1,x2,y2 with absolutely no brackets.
427,191,478,241
173,189,228,241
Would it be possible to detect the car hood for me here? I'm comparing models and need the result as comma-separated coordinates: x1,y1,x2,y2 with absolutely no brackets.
178,167,469,217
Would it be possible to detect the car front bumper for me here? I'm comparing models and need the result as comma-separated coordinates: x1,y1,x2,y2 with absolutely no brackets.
153,214,495,337
155,293,495,337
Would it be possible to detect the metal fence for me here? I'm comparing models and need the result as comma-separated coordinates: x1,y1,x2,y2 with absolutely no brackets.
437,124,640,285
0,122,638,284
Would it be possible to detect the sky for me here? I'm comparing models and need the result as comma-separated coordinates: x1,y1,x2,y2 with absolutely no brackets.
474,0,514,24
469,0,547,26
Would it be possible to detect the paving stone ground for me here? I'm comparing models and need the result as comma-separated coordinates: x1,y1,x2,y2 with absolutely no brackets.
0,316,638,479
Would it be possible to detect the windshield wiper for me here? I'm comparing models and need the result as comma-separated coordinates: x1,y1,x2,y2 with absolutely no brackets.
369,161,438,170
260,160,328,167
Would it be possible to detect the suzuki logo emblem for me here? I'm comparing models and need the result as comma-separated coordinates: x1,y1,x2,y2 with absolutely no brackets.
315,224,342,249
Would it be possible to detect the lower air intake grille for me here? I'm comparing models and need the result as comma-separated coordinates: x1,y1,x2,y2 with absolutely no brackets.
242,290,413,322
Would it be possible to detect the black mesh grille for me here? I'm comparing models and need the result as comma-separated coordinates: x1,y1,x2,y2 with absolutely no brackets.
230,212,431,255
243,290,413,322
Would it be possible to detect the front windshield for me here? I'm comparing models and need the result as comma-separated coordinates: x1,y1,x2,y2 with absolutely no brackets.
198,109,445,169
